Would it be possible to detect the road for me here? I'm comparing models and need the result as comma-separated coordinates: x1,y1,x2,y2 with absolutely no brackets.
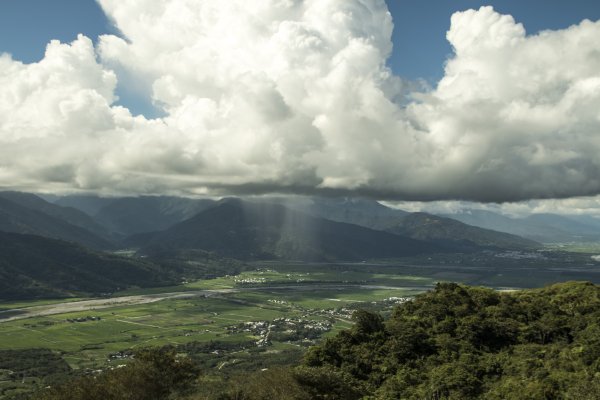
0,284,427,323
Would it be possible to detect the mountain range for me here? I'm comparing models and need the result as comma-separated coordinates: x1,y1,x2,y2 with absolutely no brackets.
0,192,546,257
0,193,113,250
444,209,600,243
92,196,216,237
282,197,539,251
6,190,600,299
131,198,443,261
0,231,170,300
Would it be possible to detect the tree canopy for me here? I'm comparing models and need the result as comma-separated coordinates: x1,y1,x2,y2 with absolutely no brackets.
299,281,600,399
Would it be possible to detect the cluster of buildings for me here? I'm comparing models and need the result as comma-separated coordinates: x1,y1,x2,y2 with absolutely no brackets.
226,317,333,347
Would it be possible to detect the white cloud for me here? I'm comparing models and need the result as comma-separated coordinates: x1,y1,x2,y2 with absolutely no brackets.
1,3,600,202
406,7,600,201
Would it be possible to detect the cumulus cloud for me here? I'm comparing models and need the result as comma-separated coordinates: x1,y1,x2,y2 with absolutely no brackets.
407,7,600,201
1,2,600,202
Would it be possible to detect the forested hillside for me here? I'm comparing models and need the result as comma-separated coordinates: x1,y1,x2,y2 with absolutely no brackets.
0,232,172,299
296,281,600,399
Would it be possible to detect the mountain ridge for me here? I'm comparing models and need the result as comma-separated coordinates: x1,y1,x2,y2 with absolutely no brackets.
280,197,539,250
0,196,114,250
136,199,444,261
0,232,172,300
444,209,600,243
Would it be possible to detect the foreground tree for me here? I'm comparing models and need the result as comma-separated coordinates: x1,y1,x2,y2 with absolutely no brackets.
35,348,198,400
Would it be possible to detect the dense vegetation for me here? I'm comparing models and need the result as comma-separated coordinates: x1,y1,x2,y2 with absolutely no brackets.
27,282,600,399
35,348,198,400
0,348,72,398
297,281,600,399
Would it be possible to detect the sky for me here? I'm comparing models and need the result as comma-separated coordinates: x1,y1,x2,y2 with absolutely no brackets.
387,0,600,82
1,0,600,215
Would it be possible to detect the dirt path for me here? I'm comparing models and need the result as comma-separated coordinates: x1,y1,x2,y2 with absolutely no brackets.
0,290,227,323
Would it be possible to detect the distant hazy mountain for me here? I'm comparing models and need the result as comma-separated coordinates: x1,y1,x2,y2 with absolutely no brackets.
0,196,114,250
524,214,600,240
445,210,600,243
563,214,600,230
282,197,537,250
0,232,171,300
387,213,540,250
0,191,110,240
92,196,216,236
279,196,408,231
54,195,118,216
136,199,442,261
